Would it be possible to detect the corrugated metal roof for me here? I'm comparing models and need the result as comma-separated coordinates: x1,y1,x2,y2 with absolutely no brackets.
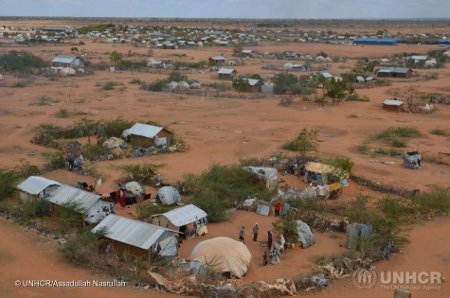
218,68,236,75
47,184,101,212
210,56,225,60
160,204,207,227
52,55,78,64
92,214,177,250
378,67,411,74
16,176,60,195
122,123,163,139
321,72,333,79
383,99,404,106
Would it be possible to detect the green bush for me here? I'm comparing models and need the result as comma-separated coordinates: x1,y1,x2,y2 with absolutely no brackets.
184,164,268,207
191,194,228,223
61,227,106,265
0,168,19,200
102,81,117,90
143,79,167,92
122,163,163,185
129,78,145,85
376,197,416,221
136,203,170,221
283,128,319,157
0,51,49,74
272,211,299,243
43,151,66,170
414,186,450,215
21,198,51,218
345,93,370,102
167,71,188,82
325,156,354,180
57,201,84,232
430,129,447,136
97,118,134,138
56,108,70,118
82,144,111,161
374,127,421,142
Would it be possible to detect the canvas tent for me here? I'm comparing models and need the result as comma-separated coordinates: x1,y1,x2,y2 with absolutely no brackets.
150,204,207,237
16,176,60,203
296,220,314,248
92,214,178,258
402,151,421,169
47,184,114,224
190,237,252,278
157,186,181,205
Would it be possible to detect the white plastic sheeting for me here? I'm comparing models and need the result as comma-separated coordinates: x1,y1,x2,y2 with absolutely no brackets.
296,220,315,248
157,186,181,205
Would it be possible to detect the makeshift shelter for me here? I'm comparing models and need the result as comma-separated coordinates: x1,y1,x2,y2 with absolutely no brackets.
92,214,178,260
256,201,271,216
16,176,60,203
122,123,172,148
296,220,314,248
377,67,412,78
47,184,115,224
346,223,373,250
157,186,182,205
245,166,278,190
402,151,421,169
304,162,335,186
125,181,146,197
383,98,404,112
190,237,252,278
150,204,207,238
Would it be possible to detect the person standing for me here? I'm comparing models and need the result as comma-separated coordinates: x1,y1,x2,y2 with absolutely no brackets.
253,223,259,242
239,226,246,243
267,230,273,249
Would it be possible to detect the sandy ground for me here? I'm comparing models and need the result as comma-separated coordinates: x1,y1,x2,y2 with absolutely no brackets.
0,21,449,297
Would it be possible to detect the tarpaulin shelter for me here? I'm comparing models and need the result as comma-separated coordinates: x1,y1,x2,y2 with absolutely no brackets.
296,220,315,248
190,237,252,278
157,186,182,205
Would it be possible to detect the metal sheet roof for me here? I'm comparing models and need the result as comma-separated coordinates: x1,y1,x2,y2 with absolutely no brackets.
378,67,411,74
47,184,101,212
122,123,163,139
210,56,225,60
383,99,404,106
92,214,177,250
159,204,207,227
16,176,60,195
245,78,260,86
218,68,236,74
52,55,78,64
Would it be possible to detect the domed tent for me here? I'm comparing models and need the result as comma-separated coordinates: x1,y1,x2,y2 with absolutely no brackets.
296,220,315,248
157,186,181,205
125,181,146,197
190,237,252,278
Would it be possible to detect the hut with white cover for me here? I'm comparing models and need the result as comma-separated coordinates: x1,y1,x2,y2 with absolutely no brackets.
190,237,252,278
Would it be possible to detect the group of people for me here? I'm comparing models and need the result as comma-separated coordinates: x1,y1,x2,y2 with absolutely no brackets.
238,223,284,266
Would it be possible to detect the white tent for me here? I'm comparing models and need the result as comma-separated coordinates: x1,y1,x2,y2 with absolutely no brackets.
125,181,146,197
157,186,181,205
296,220,314,248
190,237,252,278
245,166,278,190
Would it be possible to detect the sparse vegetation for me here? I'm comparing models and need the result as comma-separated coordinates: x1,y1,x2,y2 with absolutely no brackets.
56,108,70,118
136,203,170,221
283,128,319,157
430,128,447,136
0,51,49,74
42,151,66,170
102,81,118,90
121,163,163,185
0,168,19,200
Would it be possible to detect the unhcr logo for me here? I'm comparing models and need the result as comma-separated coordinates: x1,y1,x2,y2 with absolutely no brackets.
353,268,377,289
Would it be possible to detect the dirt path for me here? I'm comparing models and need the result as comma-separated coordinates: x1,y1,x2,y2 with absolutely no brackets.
0,217,181,298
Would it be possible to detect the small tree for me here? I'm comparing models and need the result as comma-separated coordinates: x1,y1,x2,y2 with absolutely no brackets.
273,211,298,244
109,51,123,67
273,72,298,94
232,77,247,93
283,128,319,157
232,43,243,55
167,71,187,82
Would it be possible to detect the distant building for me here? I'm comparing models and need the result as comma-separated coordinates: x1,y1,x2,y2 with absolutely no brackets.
377,67,412,78
353,37,397,46
209,56,225,65
242,78,263,93
51,54,85,72
383,98,404,112
217,68,237,79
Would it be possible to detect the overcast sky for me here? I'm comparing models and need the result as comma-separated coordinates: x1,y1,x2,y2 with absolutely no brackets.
0,0,449,19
